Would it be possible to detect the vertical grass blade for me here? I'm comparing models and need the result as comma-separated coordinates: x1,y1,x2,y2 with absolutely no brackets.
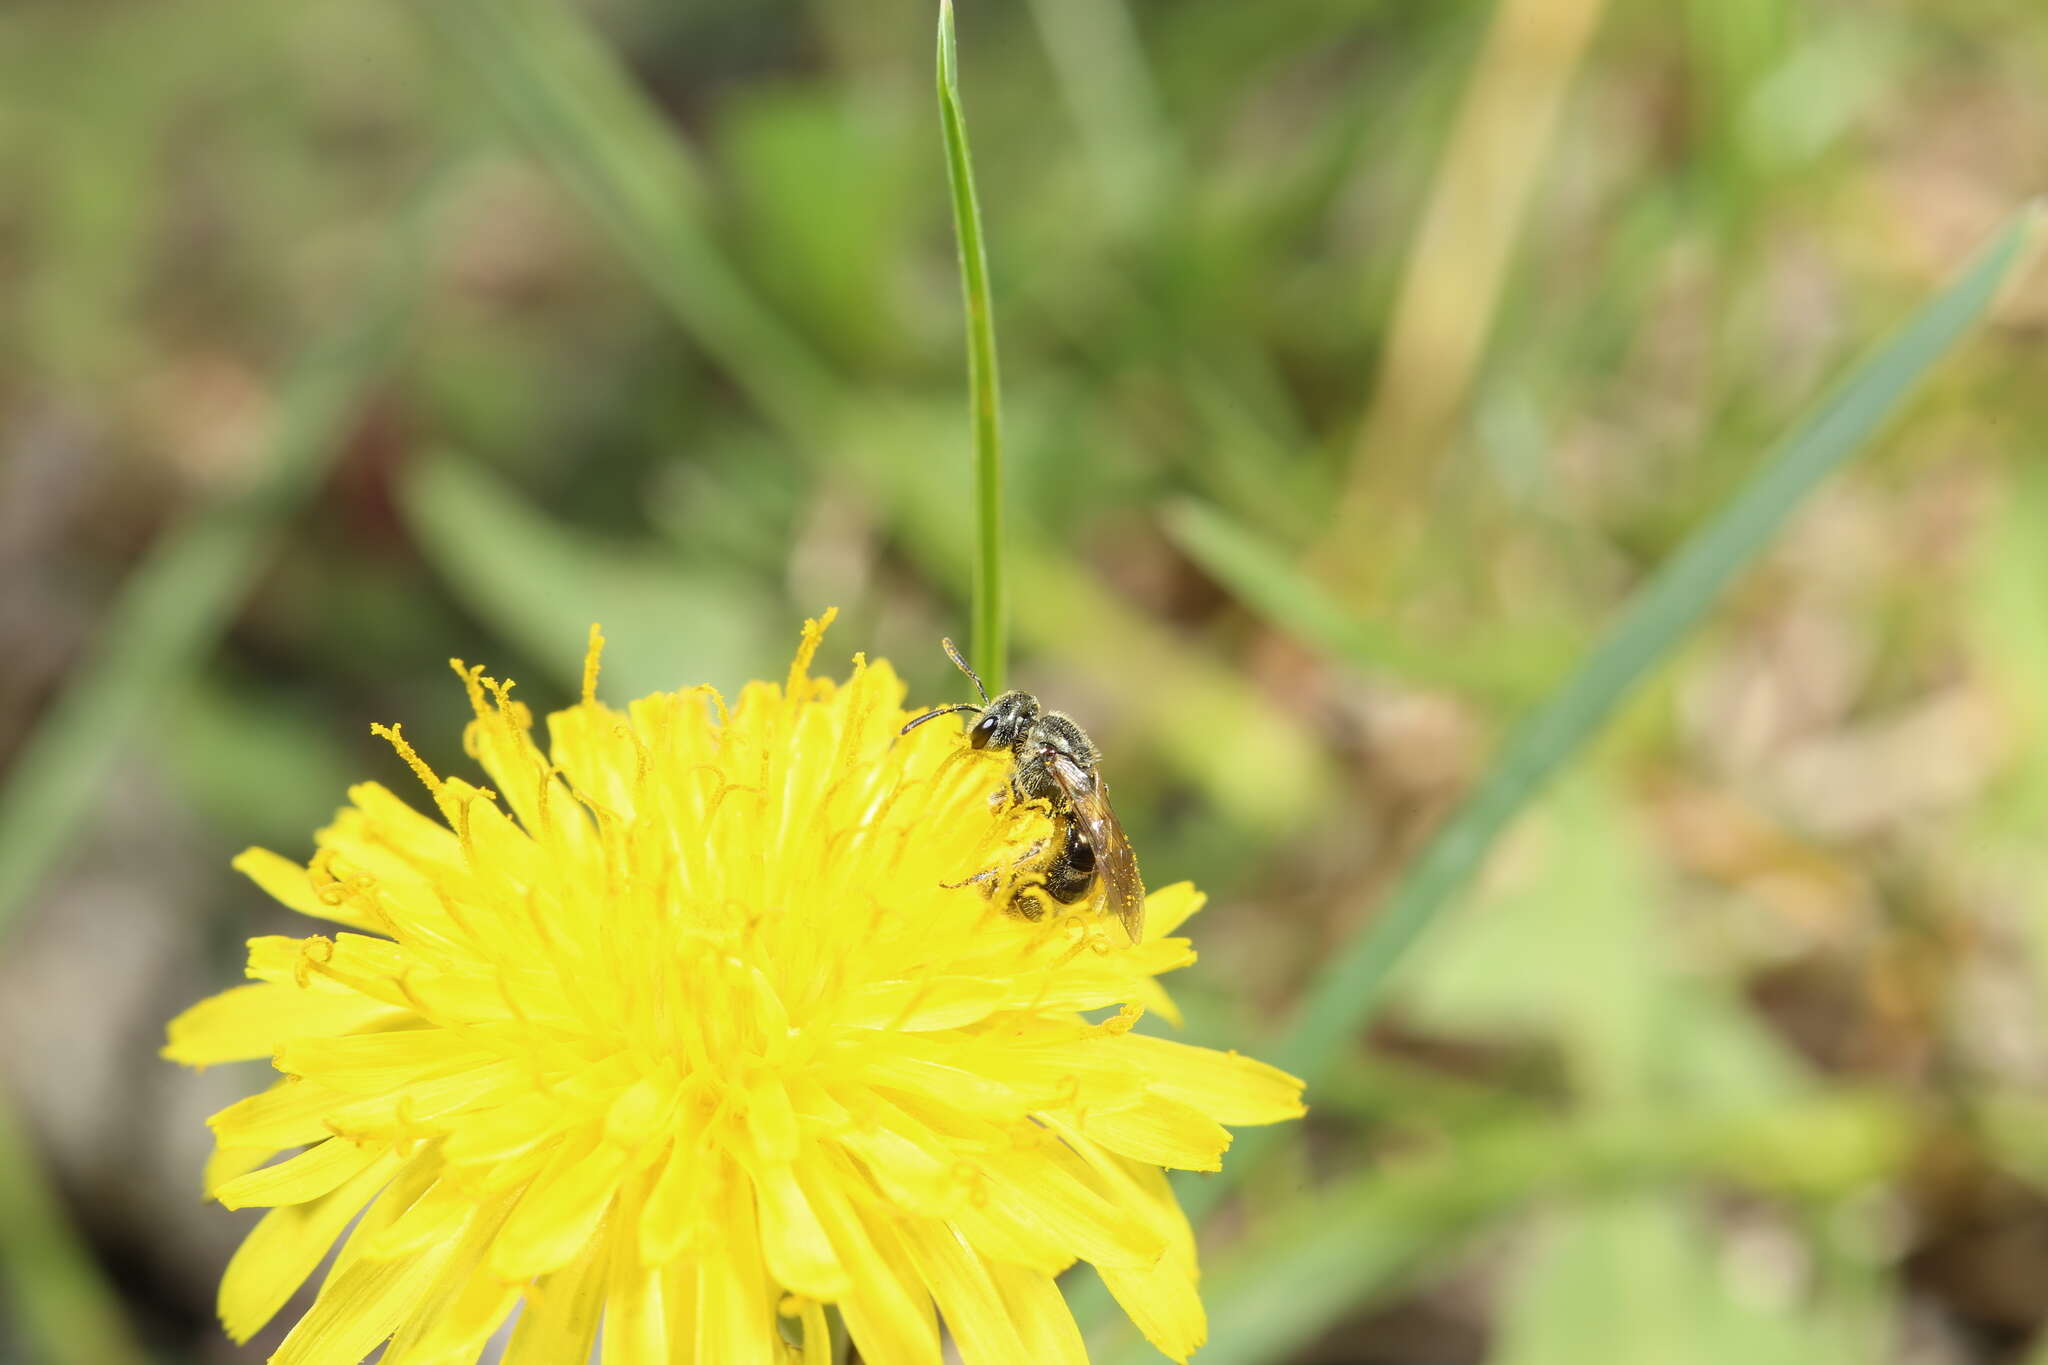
0,257,414,940
937,0,1008,693
1194,201,2043,1218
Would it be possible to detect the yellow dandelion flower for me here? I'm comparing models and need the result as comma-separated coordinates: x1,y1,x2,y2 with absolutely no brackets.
165,613,1304,1364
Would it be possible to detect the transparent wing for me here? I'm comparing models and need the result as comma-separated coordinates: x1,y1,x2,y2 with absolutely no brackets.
1046,752,1145,943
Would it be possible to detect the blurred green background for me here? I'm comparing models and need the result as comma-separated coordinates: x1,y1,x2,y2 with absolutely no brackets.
4,0,2048,1361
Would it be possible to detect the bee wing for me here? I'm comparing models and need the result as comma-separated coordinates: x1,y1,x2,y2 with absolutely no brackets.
1046,752,1146,943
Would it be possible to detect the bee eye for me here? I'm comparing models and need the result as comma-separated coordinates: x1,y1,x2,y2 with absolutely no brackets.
968,716,997,750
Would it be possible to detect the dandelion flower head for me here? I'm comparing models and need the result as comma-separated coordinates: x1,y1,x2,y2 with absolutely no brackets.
166,614,1305,1363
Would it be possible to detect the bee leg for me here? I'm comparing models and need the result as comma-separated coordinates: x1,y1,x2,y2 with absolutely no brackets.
1010,891,1046,922
941,840,1047,898
940,867,1002,897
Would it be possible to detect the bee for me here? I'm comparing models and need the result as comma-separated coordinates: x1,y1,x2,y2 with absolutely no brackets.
901,638,1145,943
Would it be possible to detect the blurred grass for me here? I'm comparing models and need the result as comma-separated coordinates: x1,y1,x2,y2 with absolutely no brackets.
0,168,420,1364
0,1098,146,1365
6,1,2048,1360
1190,198,2040,1221
1322,0,1611,596
0,232,418,938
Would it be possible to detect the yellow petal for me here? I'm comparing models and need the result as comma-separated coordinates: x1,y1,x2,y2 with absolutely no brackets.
799,1296,832,1365
600,1199,671,1365
838,1101,1075,1275
341,781,464,863
214,1135,388,1210
950,1030,1147,1111
329,1154,440,1278
244,933,411,1007
841,975,1014,1032
490,1133,628,1280
986,1260,1087,1365
641,1137,723,1265
753,1161,852,1299
897,1217,1028,1365
974,1135,1166,1270
380,1266,519,1365
1130,974,1184,1028
318,1059,529,1143
208,1077,350,1151
1099,1247,1206,1365
360,1177,489,1261
860,1045,1035,1115
950,1199,1077,1277
164,982,409,1067
1067,1095,1232,1173
1044,1123,1194,1264
804,1153,940,1365
271,1217,462,1365
692,1175,778,1365
1143,881,1206,937
438,1089,569,1170
217,1152,401,1343
503,1243,609,1365
745,1075,800,1163
381,1179,517,1364
233,846,381,931
202,1143,274,1198
275,1029,498,1095
1115,1032,1308,1125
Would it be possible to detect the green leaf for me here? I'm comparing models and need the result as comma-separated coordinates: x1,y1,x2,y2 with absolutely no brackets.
398,451,784,702
1190,200,2044,1215
937,0,1008,694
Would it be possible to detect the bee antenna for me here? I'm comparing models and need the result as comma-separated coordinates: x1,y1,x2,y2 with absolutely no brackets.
939,637,990,703
900,703,982,736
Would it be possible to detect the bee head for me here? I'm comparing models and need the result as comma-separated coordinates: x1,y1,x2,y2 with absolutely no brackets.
970,691,1040,751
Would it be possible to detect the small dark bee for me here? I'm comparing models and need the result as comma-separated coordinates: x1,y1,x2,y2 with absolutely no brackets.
901,639,1145,943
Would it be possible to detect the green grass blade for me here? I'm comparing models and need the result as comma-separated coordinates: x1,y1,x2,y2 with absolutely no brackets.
0,254,414,941
1192,202,2043,1218
937,0,1007,693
